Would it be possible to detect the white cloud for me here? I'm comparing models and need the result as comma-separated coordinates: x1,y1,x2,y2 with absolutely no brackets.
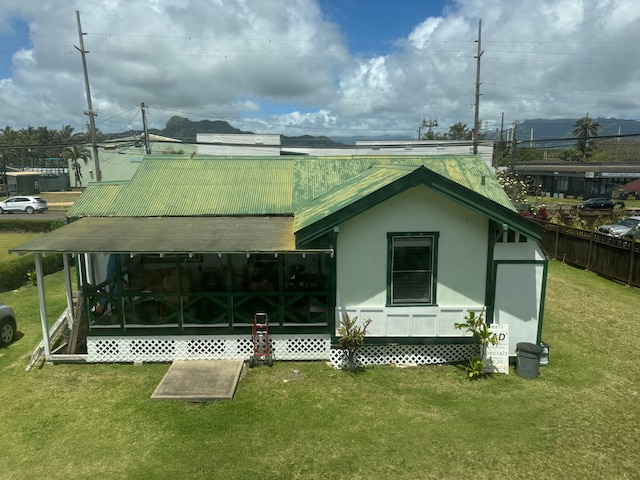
0,0,639,139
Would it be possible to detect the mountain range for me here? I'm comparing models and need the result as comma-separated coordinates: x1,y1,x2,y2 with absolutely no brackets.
119,115,640,148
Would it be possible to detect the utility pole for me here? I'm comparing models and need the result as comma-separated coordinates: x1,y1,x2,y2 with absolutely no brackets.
141,103,151,154
510,122,518,173
75,10,101,181
473,18,483,154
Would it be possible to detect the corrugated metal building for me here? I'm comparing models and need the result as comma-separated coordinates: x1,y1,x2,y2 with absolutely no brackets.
15,154,546,367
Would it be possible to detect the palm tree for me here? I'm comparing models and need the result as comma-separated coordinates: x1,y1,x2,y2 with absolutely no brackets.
63,145,91,188
573,114,599,160
447,121,473,140
0,126,20,167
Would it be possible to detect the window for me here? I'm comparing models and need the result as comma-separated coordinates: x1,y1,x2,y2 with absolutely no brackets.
387,233,438,305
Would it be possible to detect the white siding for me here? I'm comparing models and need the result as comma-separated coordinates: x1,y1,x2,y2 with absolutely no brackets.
335,185,489,337
493,262,545,354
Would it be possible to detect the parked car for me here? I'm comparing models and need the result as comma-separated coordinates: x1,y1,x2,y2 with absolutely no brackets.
578,198,625,210
598,216,640,237
0,303,17,347
0,196,48,214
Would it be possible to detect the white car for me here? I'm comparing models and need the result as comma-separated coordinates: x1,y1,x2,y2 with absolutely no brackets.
0,303,17,347
0,196,48,214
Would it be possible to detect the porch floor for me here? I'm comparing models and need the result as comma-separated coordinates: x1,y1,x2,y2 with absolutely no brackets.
151,359,244,402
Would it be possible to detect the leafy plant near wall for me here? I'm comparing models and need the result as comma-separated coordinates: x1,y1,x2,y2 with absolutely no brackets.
337,313,372,373
454,309,498,380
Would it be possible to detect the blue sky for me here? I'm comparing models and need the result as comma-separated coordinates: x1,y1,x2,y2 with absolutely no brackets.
0,0,640,138
0,17,30,78
319,0,446,56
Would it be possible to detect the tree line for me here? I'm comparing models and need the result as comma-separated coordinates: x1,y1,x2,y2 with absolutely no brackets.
0,125,93,188
493,115,640,166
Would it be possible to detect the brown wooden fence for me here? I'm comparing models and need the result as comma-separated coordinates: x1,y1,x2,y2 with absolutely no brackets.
539,222,640,287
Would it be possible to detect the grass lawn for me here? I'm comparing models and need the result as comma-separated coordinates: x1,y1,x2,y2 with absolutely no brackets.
1,260,639,479
0,233,41,263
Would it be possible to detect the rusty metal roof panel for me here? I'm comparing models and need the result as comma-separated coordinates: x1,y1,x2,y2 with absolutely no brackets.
10,216,304,254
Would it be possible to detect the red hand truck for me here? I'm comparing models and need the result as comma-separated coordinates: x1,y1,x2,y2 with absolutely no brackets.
249,312,274,367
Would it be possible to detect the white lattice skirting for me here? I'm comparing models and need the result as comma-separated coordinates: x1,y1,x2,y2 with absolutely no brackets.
87,335,331,363
330,343,476,369
87,335,475,366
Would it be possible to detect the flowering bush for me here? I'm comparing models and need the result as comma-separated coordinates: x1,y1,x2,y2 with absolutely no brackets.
535,205,549,222
495,171,528,204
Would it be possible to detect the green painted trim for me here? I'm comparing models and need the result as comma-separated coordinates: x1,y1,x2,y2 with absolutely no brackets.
485,222,502,324
330,336,476,346
327,233,338,336
385,232,439,306
90,325,331,336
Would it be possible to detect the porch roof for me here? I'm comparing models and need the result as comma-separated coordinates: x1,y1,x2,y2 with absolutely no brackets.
10,216,330,255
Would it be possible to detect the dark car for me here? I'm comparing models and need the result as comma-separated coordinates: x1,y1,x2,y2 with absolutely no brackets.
0,302,17,347
578,198,625,210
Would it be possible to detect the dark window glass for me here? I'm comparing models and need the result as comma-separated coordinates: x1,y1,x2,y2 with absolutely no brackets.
391,236,433,304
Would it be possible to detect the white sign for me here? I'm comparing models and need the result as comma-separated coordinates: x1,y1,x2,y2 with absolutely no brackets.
483,324,509,374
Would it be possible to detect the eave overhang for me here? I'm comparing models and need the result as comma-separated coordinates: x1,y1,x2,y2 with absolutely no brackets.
10,216,332,256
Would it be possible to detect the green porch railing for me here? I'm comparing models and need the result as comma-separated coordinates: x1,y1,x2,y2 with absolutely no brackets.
84,287,330,335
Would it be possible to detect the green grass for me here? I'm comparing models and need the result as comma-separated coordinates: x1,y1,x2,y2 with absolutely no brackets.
1,261,639,479
0,232,41,263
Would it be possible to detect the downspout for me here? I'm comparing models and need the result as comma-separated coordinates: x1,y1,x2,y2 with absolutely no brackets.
63,254,74,328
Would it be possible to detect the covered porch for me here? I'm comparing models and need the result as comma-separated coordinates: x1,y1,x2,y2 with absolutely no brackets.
12,216,335,364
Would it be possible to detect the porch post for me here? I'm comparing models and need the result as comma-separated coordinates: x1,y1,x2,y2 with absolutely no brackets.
63,254,74,328
34,253,51,360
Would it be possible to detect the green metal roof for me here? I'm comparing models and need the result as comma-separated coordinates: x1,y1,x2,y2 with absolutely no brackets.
107,156,294,216
294,164,416,232
294,164,542,244
68,154,513,219
9,153,546,255
66,182,127,217
292,156,513,211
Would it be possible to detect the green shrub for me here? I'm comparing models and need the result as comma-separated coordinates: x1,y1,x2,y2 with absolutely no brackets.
0,219,65,233
337,313,372,372
0,220,67,291
454,309,498,380
0,253,64,291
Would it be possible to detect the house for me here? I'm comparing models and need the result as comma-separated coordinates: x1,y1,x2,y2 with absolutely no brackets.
514,161,640,199
69,134,196,185
13,154,547,367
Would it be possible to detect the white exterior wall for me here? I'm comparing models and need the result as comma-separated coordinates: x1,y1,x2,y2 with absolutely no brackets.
335,185,489,337
492,240,547,354
197,133,281,156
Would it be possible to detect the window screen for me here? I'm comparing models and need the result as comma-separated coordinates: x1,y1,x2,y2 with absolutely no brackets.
390,235,435,304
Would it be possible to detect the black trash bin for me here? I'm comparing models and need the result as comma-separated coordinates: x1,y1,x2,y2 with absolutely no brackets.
516,342,544,379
